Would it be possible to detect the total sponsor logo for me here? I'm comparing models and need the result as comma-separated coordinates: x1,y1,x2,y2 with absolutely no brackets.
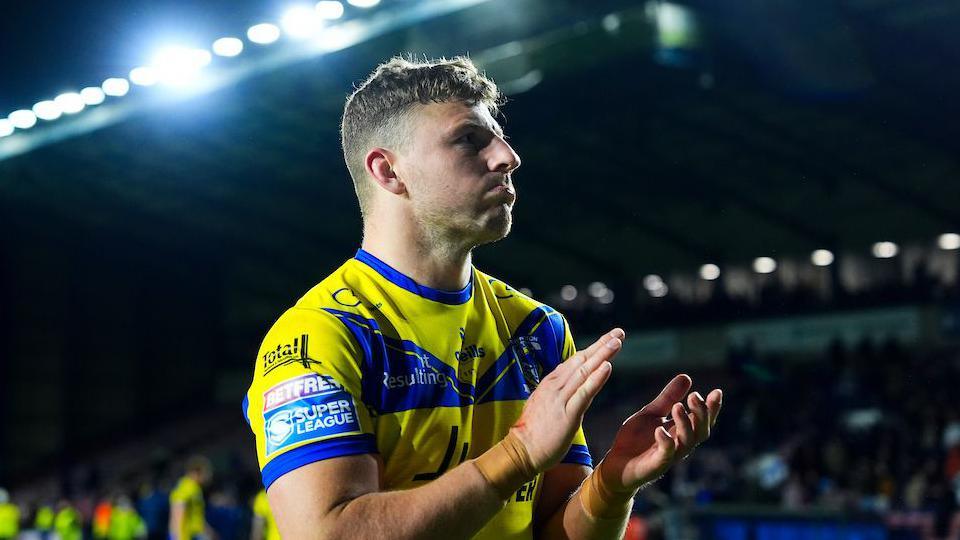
262,334,309,374
263,373,342,412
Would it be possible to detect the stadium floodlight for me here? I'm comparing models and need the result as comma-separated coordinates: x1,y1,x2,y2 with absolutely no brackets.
753,257,777,274
248,23,281,44
598,288,616,304
33,100,62,121
587,281,607,298
129,66,159,86
152,47,212,86
699,263,720,281
642,274,663,291
9,109,38,129
811,249,834,267
560,285,578,301
80,87,106,105
212,37,244,57
938,233,960,251
347,0,380,7
55,92,85,114
0,119,13,138
649,283,668,298
871,241,898,259
102,78,130,97
316,1,345,19
282,6,324,39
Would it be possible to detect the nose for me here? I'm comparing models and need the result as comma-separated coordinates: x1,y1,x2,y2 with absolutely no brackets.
488,135,521,175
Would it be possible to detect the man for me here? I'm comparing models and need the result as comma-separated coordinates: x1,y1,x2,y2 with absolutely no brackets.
0,489,19,540
243,56,723,539
250,491,279,540
169,456,214,540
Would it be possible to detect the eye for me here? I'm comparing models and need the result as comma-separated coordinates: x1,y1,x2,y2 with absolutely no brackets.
456,133,479,148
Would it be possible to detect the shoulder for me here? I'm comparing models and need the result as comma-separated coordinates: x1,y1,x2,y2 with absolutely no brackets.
475,268,570,336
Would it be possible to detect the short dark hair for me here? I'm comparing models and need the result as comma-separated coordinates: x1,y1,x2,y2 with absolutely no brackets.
341,55,504,215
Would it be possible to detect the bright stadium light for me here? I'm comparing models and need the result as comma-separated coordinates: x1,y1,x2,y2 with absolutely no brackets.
0,119,14,138
560,285,578,301
753,257,777,274
55,92,85,114
151,47,212,86
598,288,615,304
316,1,345,19
347,0,380,7
587,281,607,298
282,6,323,39
811,249,834,267
9,109,38,129
102,77,130,97
248,23,281,44
938,233,960,251
642,274,663,291
33,100,62,121
212,37,244,57
650,283,668,298
129,66,159,86
699,263,720,281
80,87,106,105
871,241,898,259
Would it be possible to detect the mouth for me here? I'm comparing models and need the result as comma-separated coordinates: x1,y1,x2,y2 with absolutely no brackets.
487,183,516,204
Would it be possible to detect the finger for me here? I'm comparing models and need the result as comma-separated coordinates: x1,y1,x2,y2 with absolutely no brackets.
560,334,622,396
655,425,677,461
687,391,709,442
565,361,612,417
579,328,626,361
671,402,695,454
640,374,693,417
705,389,723,427
543,352,586,389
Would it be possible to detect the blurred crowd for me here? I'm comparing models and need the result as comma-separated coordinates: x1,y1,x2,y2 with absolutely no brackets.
604,338,960,539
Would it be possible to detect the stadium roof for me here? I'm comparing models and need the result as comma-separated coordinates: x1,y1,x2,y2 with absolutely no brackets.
1,0,958,304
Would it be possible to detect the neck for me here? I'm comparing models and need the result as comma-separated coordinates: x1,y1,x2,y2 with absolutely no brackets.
361,210,473,292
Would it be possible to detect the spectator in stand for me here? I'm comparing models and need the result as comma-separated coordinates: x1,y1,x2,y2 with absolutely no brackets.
107,496,146,540
250,490,278,540
137,479,169,540
54,500,83,540
169,456,215,540
0,489,19,540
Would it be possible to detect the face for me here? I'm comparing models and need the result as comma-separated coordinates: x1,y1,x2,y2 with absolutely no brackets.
394,101,521,248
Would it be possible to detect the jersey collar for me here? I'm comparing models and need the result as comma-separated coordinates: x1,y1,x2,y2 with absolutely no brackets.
354,249,473,305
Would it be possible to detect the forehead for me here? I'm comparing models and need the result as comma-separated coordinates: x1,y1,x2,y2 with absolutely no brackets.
413,101,503,137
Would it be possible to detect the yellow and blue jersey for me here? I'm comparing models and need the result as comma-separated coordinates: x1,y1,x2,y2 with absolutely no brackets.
243,249,592,539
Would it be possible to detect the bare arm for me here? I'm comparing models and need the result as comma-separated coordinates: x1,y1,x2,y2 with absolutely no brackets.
268,453,503,540
168,504,185,540
267,329,626,540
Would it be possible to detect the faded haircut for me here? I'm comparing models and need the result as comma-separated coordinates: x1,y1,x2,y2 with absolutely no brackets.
341,55,505,216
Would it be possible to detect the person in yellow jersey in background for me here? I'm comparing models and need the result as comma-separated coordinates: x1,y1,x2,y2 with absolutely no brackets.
169,456,215,540
243,56,724,540
34,501,55,540
108,495,147,540
54,499,83,540
250,491,279,540
0,489,19,540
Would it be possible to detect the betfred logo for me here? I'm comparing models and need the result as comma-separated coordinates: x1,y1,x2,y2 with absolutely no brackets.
263,374,342,412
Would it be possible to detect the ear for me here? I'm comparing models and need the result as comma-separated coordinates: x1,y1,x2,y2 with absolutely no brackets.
364,147,406,195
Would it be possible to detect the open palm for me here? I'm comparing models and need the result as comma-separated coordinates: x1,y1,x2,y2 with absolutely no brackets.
599,375,723,494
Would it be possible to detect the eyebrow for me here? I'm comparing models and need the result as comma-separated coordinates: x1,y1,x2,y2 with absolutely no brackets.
451,119,505,139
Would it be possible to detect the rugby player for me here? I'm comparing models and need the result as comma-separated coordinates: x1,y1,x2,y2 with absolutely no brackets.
243,56,723,539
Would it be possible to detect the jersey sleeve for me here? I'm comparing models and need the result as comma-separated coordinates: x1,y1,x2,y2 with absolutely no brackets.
558,315,593,468
244,307,378,489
